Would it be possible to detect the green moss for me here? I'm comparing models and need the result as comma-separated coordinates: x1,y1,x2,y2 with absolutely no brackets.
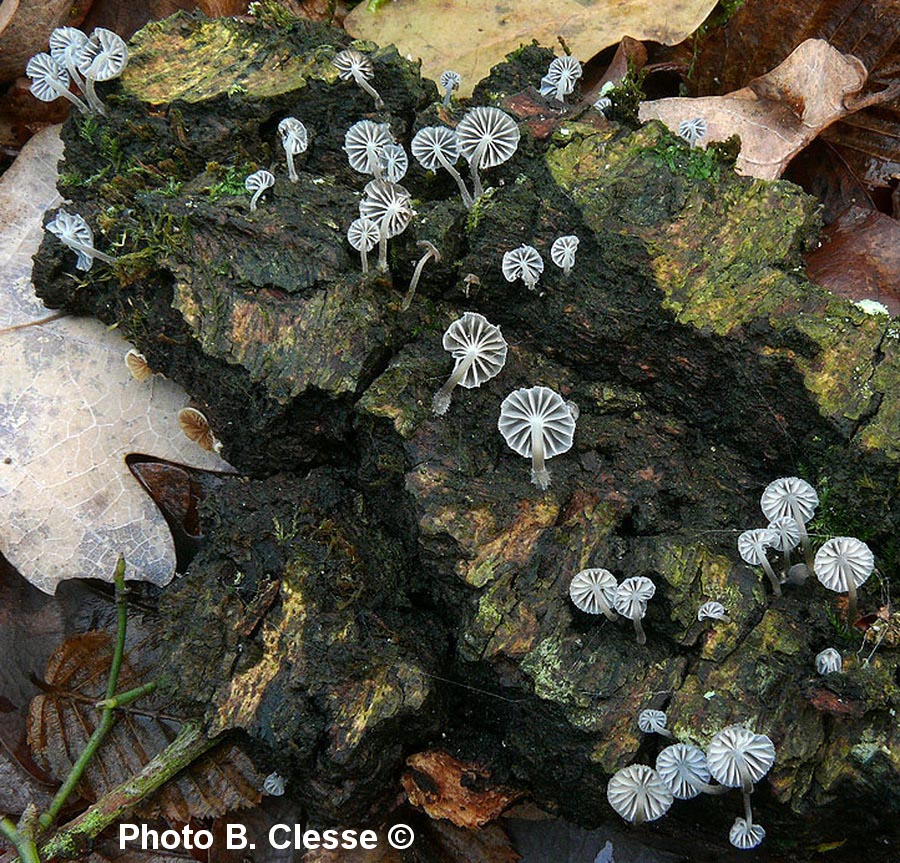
646,136,721,181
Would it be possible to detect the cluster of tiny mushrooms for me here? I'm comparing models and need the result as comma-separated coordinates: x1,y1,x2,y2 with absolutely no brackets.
31,31,881,849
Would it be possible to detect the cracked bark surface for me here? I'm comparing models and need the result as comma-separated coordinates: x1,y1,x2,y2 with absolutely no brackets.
31,11,900,855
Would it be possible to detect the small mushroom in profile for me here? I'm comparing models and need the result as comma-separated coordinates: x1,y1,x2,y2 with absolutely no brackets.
539,55,583,103
614,576,656,645
178,407,223,454
456,106,520,199
498,386,577,490
729,817,766,851
263,771,285,796
76,27,129,115
550,235,579,277
359,179,413,273
697,600,729,623
46,210,116,270
815,647,843,675
814,536,874,623
656,743,727,799
245,169,275,211
760,476,819,570
402,241,441,311
737,528,781,596
347,217,380,275
344,119,393,177
26,53,90,115
124,349,153,382
569,568,618,621
332,48,384,110
411,125,473,208
379,142,409,184
593,81,615,114
637,708,673,739
432,311,507,415
439,70,461,106
278,117,308,182
502,245,544,291
677,117,707,148
49,27,88,92
606,764,673,825
767,514,803,577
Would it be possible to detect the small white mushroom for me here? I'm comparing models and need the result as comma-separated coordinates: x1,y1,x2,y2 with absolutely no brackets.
278,117,308,182
656,743,725,799
46,210,116,270
729,817,766,850
539,55,583,103
402,240,441,310
614,576,655,645
606,764,673,825
245,169,275,211
815,647,843,675
760,476,819,570
637,708,672,739
737,528,781,596
333,48,384,110
76,27,129,115
432,312,507,415
569,568,618,621
263,771,285,796
411,126,473,208
344,119,393,177
26,53,90,115
502,245,544,291
593,81,615,114
456,106,520,199
498,386,577,490
707,725,775,833
767,514,803,575
49,27,88,92
814,536,874,623
359,179,413,272
697,600,729,623
379,142,408,184
677,117,707,148
347,217,380,274
550,235,579,276
439,70,461,106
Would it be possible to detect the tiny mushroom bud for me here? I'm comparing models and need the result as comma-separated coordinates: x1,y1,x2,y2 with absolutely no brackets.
569,568,618,622
498,386,577,490
333,48,384,110
678,117,707,148
402,240,441,311
550,235,579,277
359,179,413,272
347,217,380,275
278,117,308,183
738,528,782,597
707,725,775,834
440,70,461,106
124,349,153,382
411,125,473,208
730,817,766,851
760,476,819,570
607,765,673,825
698,600,729,623
46,210,116,270
456,106,520,199
539,55,583,103
432,311,507,415
76,27,129,115
815,647,843,675
656,743,727,799
245,169,275,211
502,245,544,291
263,771,286,796
26,53,90,115
614,576,655,645
344,119,393,177
178,407,222,454
638,708,673,739
814,536,874,623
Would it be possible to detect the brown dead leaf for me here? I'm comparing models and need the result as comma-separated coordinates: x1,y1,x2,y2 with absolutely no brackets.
345,0,718,97
639,39,867,179
402,751,522,829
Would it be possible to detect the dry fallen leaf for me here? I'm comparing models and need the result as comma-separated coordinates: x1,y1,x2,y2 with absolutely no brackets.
639,39,867,179
345,0,718,97
0,127,231,594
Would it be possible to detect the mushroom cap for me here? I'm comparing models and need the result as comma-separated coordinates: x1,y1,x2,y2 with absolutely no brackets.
278,117,309,155
729,818,766,850
263,771,285,796
347,217,380,252
46,210,94,270
502,245,544,286
539,55,583,98
26,53,70,102
440,70,461,90
178,407,222,454
333,48,374,82
815,647,843,675
677,117,707,146
497,386,577,460
124,349,152,382
737,528,778,566
456,106,520,169
441,312,508,389
244,169,275,193
814,536,875,592
707,725,775,789
637,708,668,735
760,476,819,524
379,142,408,183
697,600,728,622
77,27,128,81
614,576,655,620
344,120,393,175
359,180,413,239
606,764,673,824
569,568,617,615
767,515,802,551
656,743,711,800
49,27,87,67
550,235,579,270
411,126,460,171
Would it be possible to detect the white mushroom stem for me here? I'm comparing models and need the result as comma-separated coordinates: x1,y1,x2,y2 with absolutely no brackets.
468,139,488,200
401,244,439,311
847,578,859,624
555,80,567,103
249,187,266,211
286,151,299,183
760,557,782,597
597,598,618,623
82,77,106,115
53,83,91,115
742,780,756,828
442,82,454,106
359,247,369,275
377,224,389,272
61,237,117,264
433,352,476,416
791,505,814,571
530,422,549,490
436,150,474,208
630,614,647,646
354,71,384,110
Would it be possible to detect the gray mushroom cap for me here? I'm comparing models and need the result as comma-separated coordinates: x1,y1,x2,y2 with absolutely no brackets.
245,169,275,210
767,515,802,551
456,106,520,170
569,568,618,619
278,117,309,154
263,771,285,796
77,27,128,81
729,817,766,850
656,743,711,800
550,235,579,274
379,142,409,183
814,536,875,592
677,117,707,147
344,120,393,175
26,53,72,102
347,217,380,252
440,312,507,389
502,245,544,290
815,647,843,675
539,55,583,101
46,210,108,271
707,726,775,790
737,528,778,565
760,476,819,524
614,576,655,619
637,708,669,736
334,48,373,81
698,600,728,621
606,764,674,824
359,180,413,239
411,125,460,170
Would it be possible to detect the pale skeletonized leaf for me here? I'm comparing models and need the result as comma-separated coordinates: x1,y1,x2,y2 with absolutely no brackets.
0,127,231,595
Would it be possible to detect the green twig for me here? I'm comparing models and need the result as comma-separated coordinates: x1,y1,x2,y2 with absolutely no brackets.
94,681,157,711
1,817,40,863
